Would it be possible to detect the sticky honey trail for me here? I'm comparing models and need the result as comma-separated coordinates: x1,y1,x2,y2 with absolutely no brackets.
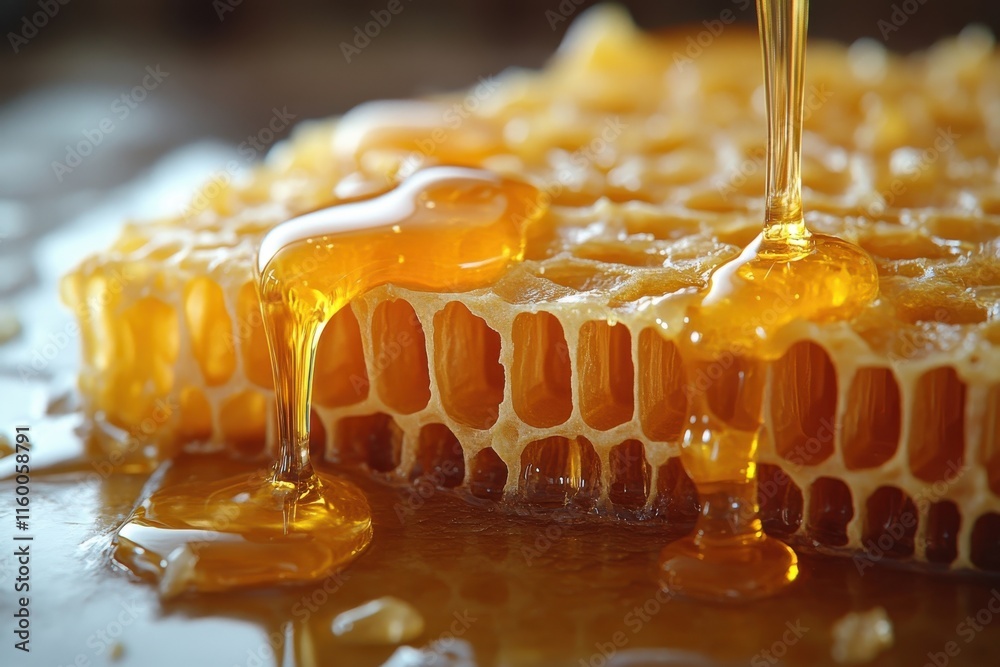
657,0,879,601
112,168,546,595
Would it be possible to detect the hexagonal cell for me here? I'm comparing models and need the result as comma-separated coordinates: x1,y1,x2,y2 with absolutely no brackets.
608,440,650,509
770,342,836,466
909,367,966,483
116,295,179,425
410,423,465,488
757,463,803,539
842,367,901,470
313,306,368,408
236,281,273,389
578,320,634,430
371,299,430,415
334,413,403,473
519,436,601,508
637,329,687,442
863,486,918,559
219,390,268,457
981,384,1000,497
807,477,854,547
511,312,572,428
177,386,213,445
183,277,237,386
468,447,507,502
699,355,766,432
924,501,960,565
433,302,504,429
653,457,699,528
970,513,1000,572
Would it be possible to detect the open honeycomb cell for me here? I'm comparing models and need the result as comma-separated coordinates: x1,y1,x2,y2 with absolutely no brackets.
62,8,1000,570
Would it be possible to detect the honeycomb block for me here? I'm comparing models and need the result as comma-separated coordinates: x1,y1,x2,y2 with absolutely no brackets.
62,8,1000,570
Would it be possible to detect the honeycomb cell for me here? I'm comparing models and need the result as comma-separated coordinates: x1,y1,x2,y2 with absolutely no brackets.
334,413,403,473
183,277,237,386
808,477,854,547
654,457,700,527
177,386,213,445
970,513,1000,571
637,329,687,442
771,342,836,466
842,367,901,470
703,355,765,432
511,312,573,428
982,384,1000,497
219,390,268,457
909,367,966,483
519,436,601,508
608,439,650,509
924,501,960,565
236,281,273,389
434,302,504,429
110,295,179,427
371,300,431,415
313,307,368,408
578,321,634,430
411,423,465,488
863,486,918,559
757,463,803,538
468,447,507,501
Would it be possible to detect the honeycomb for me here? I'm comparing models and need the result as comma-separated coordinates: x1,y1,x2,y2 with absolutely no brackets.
62,7,1000,571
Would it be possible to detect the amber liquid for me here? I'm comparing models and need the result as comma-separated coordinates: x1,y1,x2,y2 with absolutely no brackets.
113,168,546,596
657,0,879,601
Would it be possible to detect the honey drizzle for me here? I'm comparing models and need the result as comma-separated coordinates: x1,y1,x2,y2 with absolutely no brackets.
658,0,879,601
113,167,545,595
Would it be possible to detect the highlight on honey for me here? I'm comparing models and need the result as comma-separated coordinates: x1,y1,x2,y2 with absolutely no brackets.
60,2,1000,583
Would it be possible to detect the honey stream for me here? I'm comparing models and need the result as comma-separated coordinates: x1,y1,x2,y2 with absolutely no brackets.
657,0,878,601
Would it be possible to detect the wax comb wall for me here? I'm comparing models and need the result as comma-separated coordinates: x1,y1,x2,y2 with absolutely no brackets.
62,8,1000,571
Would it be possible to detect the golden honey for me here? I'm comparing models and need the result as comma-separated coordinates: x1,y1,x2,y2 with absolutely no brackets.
113,168,546,593
62,4,1000,582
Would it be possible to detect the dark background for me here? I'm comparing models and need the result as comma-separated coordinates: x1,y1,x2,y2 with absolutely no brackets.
0,0,995,227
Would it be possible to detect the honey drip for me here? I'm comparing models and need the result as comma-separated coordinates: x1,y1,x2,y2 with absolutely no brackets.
658,0,879,601
113,167,546,595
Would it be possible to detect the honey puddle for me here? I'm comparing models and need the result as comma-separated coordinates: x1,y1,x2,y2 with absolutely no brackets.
112,0,881,605
113,168,547,595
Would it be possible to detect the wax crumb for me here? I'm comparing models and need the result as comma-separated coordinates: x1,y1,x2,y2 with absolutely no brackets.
831,607,894,664
332,596,424,646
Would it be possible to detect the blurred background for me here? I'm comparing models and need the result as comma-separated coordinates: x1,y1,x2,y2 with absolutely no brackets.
0,0,996,301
